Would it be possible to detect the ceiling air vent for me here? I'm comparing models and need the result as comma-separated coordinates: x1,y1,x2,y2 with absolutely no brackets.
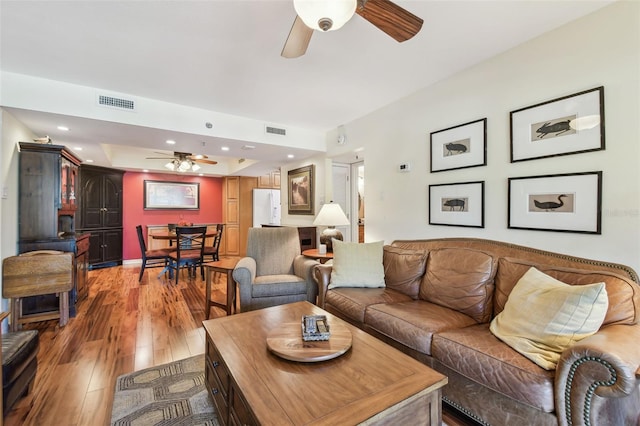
265,125,286,136
97,94,136,111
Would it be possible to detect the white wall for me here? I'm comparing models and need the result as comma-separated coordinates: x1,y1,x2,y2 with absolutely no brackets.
279,155,328,229
327,2,640,273
0,109,36,315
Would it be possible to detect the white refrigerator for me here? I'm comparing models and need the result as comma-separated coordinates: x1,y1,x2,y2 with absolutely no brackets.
253,189,281,227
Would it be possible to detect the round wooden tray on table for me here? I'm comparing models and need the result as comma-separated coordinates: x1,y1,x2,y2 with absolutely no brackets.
266,322,352,362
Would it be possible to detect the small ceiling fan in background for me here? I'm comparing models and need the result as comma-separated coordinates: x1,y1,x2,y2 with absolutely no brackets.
282,0,423,58
146,151,217,172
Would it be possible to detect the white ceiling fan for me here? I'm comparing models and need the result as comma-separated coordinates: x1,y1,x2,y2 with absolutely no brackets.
282,0,423,58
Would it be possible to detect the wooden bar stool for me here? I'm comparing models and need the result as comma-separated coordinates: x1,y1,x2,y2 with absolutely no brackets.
2,251,74,331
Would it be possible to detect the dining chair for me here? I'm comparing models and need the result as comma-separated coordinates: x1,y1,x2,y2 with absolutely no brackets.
203,224,224,263
166,226,207,284
136,225,171,282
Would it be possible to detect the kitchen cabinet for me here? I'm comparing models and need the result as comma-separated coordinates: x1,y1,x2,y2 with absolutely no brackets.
257,171,280,189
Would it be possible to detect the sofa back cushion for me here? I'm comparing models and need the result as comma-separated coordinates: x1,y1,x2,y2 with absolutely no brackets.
495,258,639,325
383,246,428,299
419,248,497,323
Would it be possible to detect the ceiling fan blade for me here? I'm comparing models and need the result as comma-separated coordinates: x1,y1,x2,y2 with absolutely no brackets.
356,0,423,42
281,16,313,58
194,159,218,165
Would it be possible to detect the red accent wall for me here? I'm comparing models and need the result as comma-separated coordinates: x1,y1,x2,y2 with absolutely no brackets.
122,171,223,260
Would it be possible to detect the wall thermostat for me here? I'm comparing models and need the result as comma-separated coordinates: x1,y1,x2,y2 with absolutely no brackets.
337,134,346,145
398,162,411,172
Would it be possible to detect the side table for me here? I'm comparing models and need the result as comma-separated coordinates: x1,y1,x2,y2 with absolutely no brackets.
302,248,334,264
203,257,241,318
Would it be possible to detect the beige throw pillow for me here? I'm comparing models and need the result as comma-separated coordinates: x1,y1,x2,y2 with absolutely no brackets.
490,267,608,370
329,240,385,289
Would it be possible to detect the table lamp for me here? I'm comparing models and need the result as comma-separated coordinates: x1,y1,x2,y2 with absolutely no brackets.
313,201,350,252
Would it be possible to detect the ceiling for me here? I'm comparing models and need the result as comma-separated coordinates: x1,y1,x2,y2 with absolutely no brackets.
0,0,613,175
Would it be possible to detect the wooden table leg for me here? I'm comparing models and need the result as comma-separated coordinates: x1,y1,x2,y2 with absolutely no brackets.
225,272,235,316
205,267,212,320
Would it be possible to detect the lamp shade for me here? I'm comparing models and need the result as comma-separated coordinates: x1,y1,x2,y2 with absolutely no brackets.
313,202,350,226
293,0,357,32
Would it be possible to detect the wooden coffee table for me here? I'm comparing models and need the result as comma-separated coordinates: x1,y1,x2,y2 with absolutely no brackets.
203,301,447,425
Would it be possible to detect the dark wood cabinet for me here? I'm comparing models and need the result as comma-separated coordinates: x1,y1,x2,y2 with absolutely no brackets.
17,142,88,319
87,229,123,266
77,165,124,269
79,166,123,229
18,142,81,240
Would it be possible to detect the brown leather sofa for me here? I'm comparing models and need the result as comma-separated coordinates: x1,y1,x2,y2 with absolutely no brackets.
313,238,640,426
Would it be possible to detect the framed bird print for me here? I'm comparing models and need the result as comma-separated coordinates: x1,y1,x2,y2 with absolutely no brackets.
508,171,602,234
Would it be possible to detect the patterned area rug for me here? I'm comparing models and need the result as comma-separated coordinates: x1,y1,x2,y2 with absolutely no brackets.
111,354,219,426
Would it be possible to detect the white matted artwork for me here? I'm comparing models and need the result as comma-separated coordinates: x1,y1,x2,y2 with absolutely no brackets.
430,118,487,172
429,181,484,228
508,171,602,234
510,87,604,162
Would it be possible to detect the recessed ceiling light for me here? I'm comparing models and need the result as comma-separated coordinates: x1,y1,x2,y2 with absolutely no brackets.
57,126,69,131
287,154,294,158
142,169,149,173
85,159,94,163
221,146,230,151
166,140,176,145
74,147,83,151
242,145,255,150
198,173,204,176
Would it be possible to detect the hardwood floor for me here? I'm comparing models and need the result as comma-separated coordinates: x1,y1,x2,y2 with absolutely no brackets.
3,260,476,426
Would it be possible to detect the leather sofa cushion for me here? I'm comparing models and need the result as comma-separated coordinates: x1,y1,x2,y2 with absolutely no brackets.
364,300,477,355
2,330,39,386
495,258,639,325
325,288,412,323
383,245,428,299
432,324,555,413
419,248,497,323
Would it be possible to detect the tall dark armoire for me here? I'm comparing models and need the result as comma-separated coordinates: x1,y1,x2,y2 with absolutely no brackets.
17,142,90,319
76,165,124,269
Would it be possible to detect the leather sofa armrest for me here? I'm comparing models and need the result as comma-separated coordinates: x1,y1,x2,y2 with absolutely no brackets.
555,323,640,426
313,264,333,308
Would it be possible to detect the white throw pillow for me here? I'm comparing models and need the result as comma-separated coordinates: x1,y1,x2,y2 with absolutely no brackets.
329,239,385,289
490,267,608,370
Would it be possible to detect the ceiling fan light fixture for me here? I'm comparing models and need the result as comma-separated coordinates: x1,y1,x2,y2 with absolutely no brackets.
178,160,191,172
293,0,356,32
165,161,176,171
191,163,201,172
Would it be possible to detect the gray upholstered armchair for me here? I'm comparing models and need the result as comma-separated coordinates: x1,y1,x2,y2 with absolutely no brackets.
232,227,319,312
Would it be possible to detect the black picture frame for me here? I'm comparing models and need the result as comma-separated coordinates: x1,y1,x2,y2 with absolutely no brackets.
429,181,485,228
510,87,605,162
430,118,487,173
508,171,602,234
